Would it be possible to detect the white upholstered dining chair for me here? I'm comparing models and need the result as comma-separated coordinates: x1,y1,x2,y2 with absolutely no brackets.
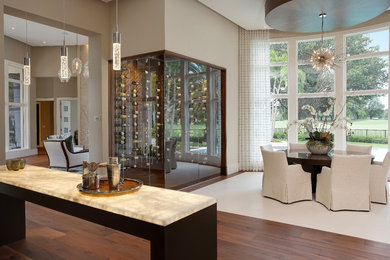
261,144,273,151
316,154,371,211
346,144,372,154
260,146,312,204
289,143,309,152
370,152,390,204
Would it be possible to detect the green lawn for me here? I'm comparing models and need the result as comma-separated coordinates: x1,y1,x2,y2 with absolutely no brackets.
275,119,389,148
275,119,388,130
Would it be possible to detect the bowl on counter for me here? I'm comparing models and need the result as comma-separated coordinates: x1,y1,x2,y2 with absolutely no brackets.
6,159,26,171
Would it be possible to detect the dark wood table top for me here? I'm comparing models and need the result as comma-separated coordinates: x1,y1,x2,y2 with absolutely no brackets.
283,150,375,167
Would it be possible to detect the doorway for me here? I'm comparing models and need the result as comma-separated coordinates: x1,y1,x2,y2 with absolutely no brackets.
36,101,54,154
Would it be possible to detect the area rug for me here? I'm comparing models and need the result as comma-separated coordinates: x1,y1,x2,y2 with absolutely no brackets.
192,172,390,244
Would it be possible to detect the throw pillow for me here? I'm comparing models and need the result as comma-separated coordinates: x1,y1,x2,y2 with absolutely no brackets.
64,135,74,153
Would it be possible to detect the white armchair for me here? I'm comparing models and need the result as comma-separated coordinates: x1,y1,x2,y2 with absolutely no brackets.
370,152,390,204
289,143,309,153
316,154,371,211
43,140,89,171
260,146,312,204
346,144,372,154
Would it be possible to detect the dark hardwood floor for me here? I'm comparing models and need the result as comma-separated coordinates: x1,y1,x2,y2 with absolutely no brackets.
2,154,390,259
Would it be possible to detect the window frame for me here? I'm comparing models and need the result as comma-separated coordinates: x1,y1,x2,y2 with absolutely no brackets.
5,60,30,152
269,23,390,150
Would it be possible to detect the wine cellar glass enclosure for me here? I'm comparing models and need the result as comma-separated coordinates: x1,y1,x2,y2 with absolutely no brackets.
109,51,224,188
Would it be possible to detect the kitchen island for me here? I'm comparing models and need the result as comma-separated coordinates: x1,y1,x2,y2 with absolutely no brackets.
0,165,217,260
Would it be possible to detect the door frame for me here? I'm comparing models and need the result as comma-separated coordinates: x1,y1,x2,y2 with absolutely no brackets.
36,98,54,147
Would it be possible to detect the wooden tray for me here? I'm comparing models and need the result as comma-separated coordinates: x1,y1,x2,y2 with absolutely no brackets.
77,177,143,195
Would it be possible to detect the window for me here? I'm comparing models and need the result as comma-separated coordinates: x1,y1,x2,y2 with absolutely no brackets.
268,25,390,159
5,60,29,151
270,42,288,142
296,38,336,143
164,60,222,160
345,28,389,157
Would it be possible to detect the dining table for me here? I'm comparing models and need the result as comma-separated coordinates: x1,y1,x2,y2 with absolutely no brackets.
283,150,375,193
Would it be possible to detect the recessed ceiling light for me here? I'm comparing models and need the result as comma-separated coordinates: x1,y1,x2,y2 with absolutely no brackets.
11,26,15,30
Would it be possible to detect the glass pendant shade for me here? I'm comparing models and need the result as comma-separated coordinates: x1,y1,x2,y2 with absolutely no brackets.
23,57,30,86
113,31,121,71
60,45,69,81
58,66,71,83
71,57,83,75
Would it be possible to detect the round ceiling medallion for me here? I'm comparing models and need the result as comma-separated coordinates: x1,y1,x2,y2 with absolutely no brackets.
265,0,390,33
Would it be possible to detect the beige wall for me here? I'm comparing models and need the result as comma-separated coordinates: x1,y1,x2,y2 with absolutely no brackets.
165,0,239,174
4,36,31,63
36,77,77,99
31,46,77,77
113,0,165,57
79,45,89,147
4,36,37,154
2,0,111,161
4,0,110,58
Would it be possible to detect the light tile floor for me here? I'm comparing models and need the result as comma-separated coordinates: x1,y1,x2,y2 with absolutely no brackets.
192,172,390,244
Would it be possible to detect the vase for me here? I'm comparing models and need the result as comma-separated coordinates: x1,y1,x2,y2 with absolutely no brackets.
306,140,333,155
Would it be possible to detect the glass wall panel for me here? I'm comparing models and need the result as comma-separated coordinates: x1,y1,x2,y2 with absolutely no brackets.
110,53,222,189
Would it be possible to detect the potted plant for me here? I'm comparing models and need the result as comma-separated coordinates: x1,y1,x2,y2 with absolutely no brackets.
289,99,352,155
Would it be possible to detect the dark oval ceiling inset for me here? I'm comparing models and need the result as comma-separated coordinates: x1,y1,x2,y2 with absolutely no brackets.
265,0,390,33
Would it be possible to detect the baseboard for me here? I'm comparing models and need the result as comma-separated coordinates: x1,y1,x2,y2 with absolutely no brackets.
6,148,38,160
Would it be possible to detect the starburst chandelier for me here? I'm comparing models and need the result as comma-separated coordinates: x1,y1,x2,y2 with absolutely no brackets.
310,12,340,71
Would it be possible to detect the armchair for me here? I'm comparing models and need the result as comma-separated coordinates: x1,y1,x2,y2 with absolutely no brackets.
260,146,312,204
316,154,371,211
370,152,390,204
346,144,372,154
43,140,89,171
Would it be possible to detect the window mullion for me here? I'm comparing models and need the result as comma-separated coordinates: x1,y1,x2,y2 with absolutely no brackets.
288,39,298,143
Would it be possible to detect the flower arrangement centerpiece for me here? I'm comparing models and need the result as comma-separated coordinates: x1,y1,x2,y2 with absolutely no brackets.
289,99,352,155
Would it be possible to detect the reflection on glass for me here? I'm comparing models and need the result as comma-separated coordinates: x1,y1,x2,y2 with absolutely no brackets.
111,55,222,188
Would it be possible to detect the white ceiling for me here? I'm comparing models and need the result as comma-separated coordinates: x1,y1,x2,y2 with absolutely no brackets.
4,14,88,47
197,0,269,30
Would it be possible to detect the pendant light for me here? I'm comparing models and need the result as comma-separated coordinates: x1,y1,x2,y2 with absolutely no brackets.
310,12,343,71
59,0,71,83
71,33,83,76
59,36,70,82
23,14,30,86
112,0,121,71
